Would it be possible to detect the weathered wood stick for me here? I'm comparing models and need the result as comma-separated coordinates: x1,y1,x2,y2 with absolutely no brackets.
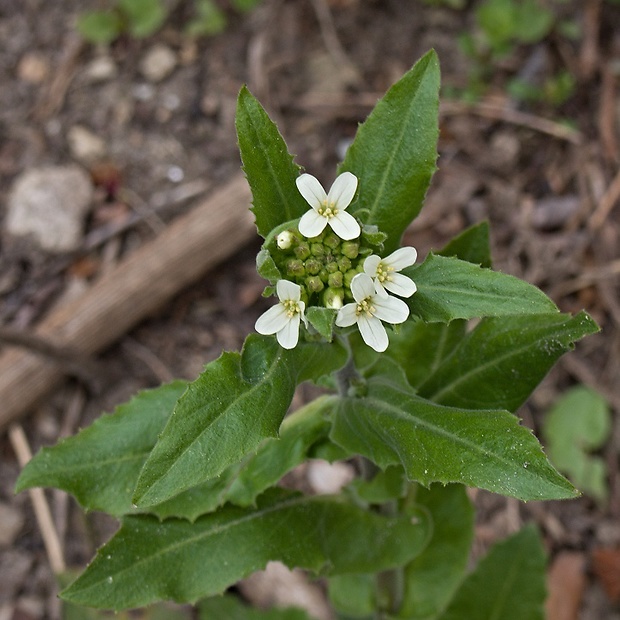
0,174,255,431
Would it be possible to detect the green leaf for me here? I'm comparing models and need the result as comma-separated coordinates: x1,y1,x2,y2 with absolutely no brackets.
437,221,492,268
397,484,474,619
406,253,557,322
348,466,407,505
187,0,227,36
118,0,167,37
437,526,547,620
76,11,122,44
341,50,440,253
61,489,430,610
543,386,611,503
256,248,282,283
133,335,346,508
236,86,308,237
199,593,312,619
328,573,376,618
330,361,577,501
386,320,467,389
15,382,188,517
306,306,337,341
418,311,599,412
150,397,335,520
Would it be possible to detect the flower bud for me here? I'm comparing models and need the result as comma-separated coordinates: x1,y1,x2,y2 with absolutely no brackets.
341,241,359,259
285,258,305,277
326,260,339,274
324,233,341,250
318,268,329,283
323,287,344,309
328,271,344,288
294,242,311,260
306,276,324,293
310,243,326,258
338,256,352,272
277,230,295,250
305,258,321,275
344,268,359,288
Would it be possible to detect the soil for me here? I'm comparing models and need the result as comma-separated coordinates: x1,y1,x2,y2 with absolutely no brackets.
1,0,620,618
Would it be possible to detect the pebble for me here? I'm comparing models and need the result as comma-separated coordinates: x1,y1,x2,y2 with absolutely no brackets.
307,460,355,494
83,54,118,83
5,165,93,253
16,52,49,84
67,125,107,162
139,44,177,82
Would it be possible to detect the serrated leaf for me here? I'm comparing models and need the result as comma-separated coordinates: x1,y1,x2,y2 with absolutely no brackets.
236,87,308,237
406,253,557,322
341,51,440,253
152,395,334,520
437,220,492,268
330,360,576,501
61,489,430,610
437,526,546,620
418,311,599,412
543,386,611,503
348,466,407,505
134,335,346,508
397,484,474,619
15,382,188,517
199,593,312,619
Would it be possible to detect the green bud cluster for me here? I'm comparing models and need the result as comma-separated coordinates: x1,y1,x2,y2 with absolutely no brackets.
273,227,375,308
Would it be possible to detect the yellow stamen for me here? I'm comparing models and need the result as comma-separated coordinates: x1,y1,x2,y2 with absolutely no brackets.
318,200,339,219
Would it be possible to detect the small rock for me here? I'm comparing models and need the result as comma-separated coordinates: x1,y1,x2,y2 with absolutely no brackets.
139,44,177,82
83,54,118,83
67,125,107,162
0,503,24,547
5,165,93,253
16,52,49,84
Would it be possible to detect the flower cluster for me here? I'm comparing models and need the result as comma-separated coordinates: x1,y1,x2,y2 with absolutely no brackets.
255,172,417,352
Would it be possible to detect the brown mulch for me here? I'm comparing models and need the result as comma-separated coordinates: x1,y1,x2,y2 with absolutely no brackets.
1,1,619,618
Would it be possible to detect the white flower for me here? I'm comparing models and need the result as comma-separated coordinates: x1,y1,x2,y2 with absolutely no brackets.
364,247,417,298
336,273,409,352
296,172,360,240
255,280,307,349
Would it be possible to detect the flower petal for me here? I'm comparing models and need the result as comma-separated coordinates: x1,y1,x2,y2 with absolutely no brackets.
384,246,418,270
296,174,327,209
329,211,361,240
357,315,389,352
277,313,300,349
363,254,382,278
299,208,328,238
372,294,410,324
335,303,358,327
255,304,289,335
327,172,358,210
383,273,417,298
373,279,390,298
277,279,301,301
350,273,375,302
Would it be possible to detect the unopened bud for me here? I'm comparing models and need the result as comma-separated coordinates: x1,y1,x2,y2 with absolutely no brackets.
286,258,305,277
344,268,359,288
310,243,326,258
324,287,344,309
326,260,339,274
305,258,321,275
294,242,311,260
324,233,340,250
319,268,329,283
328,271,344,288
341,241,359,259
306,276,324,293
338,256,352,272
277,230,295,250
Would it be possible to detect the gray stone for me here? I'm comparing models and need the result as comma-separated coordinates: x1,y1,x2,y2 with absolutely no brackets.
5,165,93,252
139,44,177,83
67,125,106,162
0,503,24,547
